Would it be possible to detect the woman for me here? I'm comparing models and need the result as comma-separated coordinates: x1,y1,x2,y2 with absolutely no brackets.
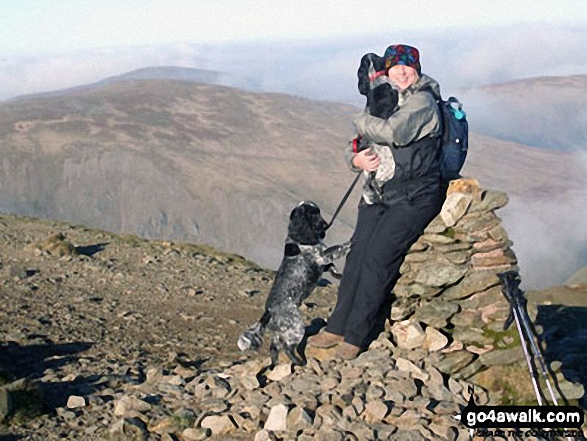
309,44,445,359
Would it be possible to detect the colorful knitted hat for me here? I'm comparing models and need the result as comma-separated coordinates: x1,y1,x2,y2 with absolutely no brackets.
384,44,421,75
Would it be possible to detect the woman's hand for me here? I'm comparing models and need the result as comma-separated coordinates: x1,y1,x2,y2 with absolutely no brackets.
352,148,380,172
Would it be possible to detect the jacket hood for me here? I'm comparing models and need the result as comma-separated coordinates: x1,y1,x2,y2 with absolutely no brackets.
396,73,441,98
413,74,441,97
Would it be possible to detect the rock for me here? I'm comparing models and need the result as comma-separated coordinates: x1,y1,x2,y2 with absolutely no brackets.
471,248,516,269
340,366,364,380
66,395,86,409
0,389,13,422
110,417,149,439
365,384,386,401
413,302,459,328
266,363,292,382
395,358,429,381
466,286,504,309
424,217,449,234
391,378,418,399
479,347,524,366
264,403,289,431
409,239,430,252
320,376,340,391
452,327,492,346
448,377,463,394
414,262,467,287
453,358,485,380
315,404,343,427
305,345,337,362
287,406,313,431
423,327,449,351
145,367,163,383
466,344,493,355
434,351,476,374
363,400,389,423
430,422,458,440
203,398,229,413
469,190,508,213
315,428,345,441
200,415,237,435
182,428,211,440
480,303,509,323
148,418,179,435
254,430,273,441
441,340,464,353
442,270,500,300
392,320,426,350
241,374,260,390
450,309,485,328
113,396,152,416
473,238,507,253
388,409,429,430
191,375,232,399
441,192,473,226
550,360,563,371
408,283,443,297
444,250,470,264
420,233,457,245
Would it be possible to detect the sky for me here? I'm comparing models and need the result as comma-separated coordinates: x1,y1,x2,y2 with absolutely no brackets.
2,0,587,57
1,1,587,101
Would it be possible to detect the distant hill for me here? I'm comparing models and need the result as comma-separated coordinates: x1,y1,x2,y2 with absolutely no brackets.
1,77,586,282
10,66,262,101
462,75,587,150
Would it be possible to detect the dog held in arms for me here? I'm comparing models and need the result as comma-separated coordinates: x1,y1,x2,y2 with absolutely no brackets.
354,52,399,200
238,201,351,367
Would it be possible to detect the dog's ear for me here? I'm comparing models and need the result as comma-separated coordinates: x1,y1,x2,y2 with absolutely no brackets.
357,53,372,97
284,243,301,257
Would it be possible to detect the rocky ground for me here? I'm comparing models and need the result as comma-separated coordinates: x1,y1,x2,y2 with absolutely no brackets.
0,212,336,439
1,210,586,440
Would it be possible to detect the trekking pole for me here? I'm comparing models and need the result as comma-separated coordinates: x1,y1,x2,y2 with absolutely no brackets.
498,271,560,405
499,271,544,405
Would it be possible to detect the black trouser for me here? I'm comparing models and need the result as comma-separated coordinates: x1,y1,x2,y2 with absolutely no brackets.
326,177,443,348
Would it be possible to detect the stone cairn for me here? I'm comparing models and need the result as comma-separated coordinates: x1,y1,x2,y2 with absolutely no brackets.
100,181,585,440
390,183,522,382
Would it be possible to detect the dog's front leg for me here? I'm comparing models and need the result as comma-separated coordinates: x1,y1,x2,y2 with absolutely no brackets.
317,240,353,265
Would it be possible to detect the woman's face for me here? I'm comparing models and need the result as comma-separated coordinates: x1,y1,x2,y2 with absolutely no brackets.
388,64,419,91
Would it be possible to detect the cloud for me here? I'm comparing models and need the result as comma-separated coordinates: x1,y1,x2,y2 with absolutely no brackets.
501,150,587,289
2,24,586,103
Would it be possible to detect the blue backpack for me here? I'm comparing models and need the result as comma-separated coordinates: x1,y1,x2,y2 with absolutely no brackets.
426,90,469,181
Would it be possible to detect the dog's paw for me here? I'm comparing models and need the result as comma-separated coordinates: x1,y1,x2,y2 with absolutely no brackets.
237,331,263,351
328,264,343,280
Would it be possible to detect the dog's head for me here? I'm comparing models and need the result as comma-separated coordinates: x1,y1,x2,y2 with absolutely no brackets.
287,201,328,246
358,53,387,96
357,53,399,120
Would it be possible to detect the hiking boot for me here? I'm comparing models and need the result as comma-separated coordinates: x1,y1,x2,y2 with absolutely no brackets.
307,330,343,348
336,342,361,360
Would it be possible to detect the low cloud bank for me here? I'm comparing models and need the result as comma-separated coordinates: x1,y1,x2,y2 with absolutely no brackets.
501,151,587,289
2,24,587,102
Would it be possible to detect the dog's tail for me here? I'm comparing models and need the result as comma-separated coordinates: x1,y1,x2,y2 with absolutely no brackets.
237,309,270,351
